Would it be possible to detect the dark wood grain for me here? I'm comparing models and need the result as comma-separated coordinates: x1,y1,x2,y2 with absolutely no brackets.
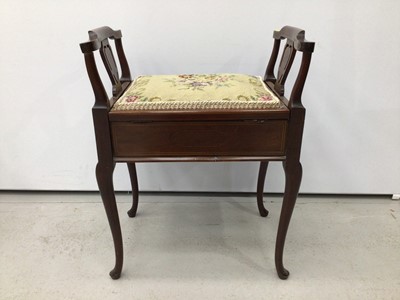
111,120,287,157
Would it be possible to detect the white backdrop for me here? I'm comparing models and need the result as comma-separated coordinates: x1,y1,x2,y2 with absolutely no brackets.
0,0,399,194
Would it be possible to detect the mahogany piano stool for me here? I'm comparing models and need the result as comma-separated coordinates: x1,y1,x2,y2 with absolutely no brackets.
80,25,315,280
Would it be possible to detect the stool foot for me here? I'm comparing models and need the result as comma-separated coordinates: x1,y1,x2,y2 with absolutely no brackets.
277,267,290,280
109,268,121,280
127,208,136,218
259,207,269,217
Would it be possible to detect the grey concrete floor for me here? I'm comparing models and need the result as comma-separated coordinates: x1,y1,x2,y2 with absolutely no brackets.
0,192,399,300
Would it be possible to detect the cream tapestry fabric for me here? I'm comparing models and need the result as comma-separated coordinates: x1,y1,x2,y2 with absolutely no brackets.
112,73,281,111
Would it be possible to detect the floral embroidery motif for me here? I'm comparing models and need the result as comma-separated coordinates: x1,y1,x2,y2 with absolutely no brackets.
112,73,281,111
165,74,235,91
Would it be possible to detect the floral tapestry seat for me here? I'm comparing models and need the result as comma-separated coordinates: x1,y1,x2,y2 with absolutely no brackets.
112,73,282,111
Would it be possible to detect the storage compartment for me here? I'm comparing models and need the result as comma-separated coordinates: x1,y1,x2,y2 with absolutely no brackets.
111,120,287,158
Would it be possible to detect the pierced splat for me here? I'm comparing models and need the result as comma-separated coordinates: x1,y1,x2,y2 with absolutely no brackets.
274,41,296,96
99,39,122,97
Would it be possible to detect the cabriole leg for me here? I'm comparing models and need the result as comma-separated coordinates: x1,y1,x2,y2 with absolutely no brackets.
275,160,302,279
257,161,269,217
96,163,123,279
127,162,139,218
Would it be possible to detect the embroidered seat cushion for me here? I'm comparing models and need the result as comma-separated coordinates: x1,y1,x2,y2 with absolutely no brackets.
111,73,281,111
